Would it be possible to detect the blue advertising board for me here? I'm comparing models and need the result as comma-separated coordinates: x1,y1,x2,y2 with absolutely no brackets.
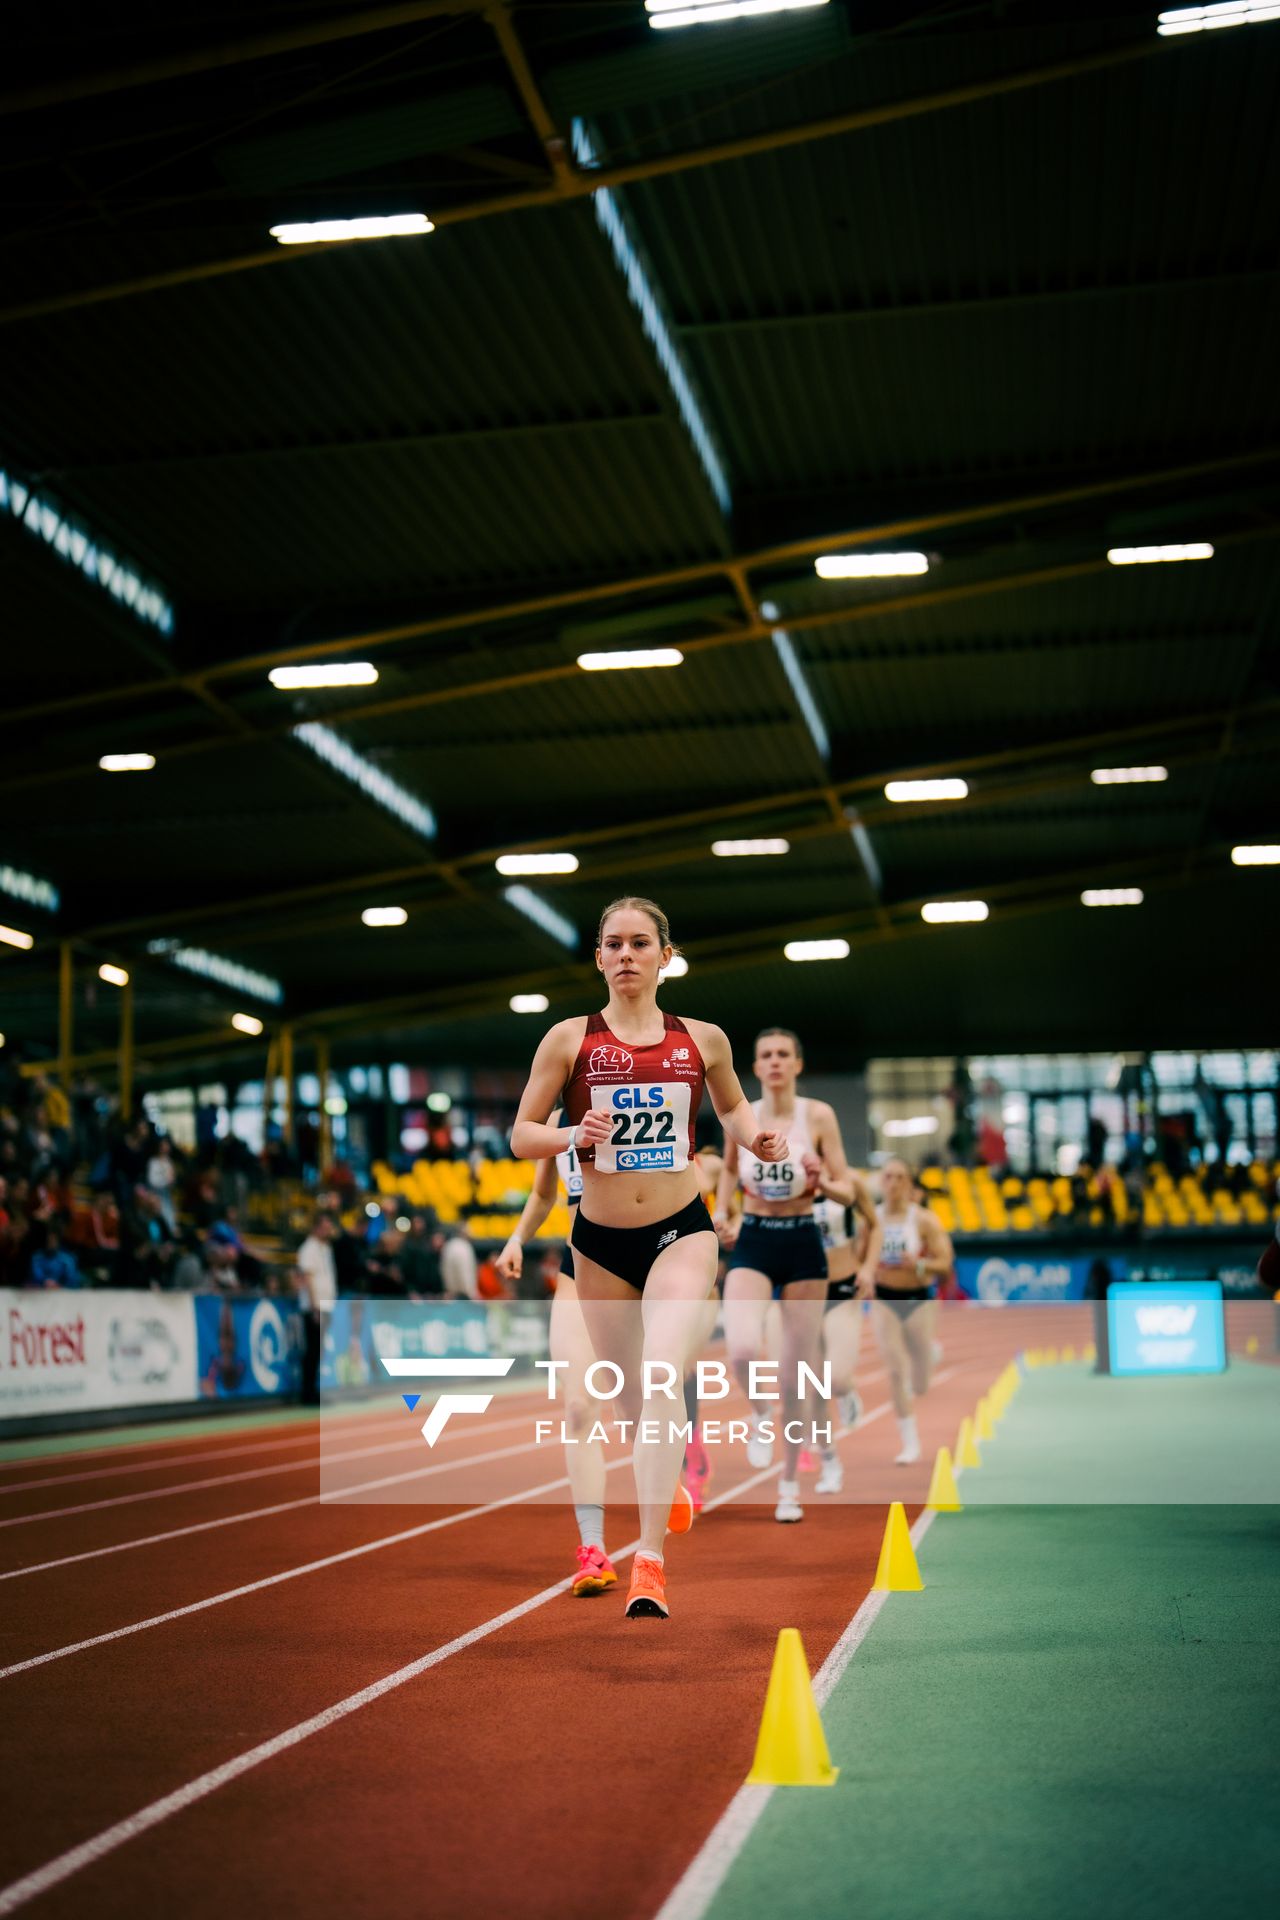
1106,1281,1226,1376
195,1294,300,1399
955,1254,1124,1303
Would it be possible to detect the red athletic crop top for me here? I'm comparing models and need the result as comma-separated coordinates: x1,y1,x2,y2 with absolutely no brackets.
562,1011,706,1174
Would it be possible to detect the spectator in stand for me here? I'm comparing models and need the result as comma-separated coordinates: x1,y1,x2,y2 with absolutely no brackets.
315,1190,366,1294
109,1120,150,1208
145,1137,179,1233
0,1179,34,1286
398,1215,443,1298
120,1186,179,1289
188,1165,224,1231
28,1227,82,1290
366,1228,407,1299
68,1188,121,1285
441,1225,478,1301
322,1157,359,1203
364,1195,399,1249
295,1212,339,1407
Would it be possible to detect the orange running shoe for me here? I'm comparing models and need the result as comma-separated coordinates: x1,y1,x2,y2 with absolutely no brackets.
667,1480,695,1534
571,1544,618,1597
625,1555,669,1619
684,1429,713,1513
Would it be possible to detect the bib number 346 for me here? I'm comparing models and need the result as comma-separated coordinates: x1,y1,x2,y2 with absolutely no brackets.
590,1083,691,1173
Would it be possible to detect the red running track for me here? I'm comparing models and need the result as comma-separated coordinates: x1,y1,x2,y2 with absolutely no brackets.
0,1314,1044,1919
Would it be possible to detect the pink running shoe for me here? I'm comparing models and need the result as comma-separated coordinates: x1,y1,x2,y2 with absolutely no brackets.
684,1428,713,1513
571,1544,617,1597
797,1449,818,1474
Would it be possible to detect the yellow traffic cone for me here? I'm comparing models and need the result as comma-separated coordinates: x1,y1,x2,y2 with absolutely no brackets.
1061,1345,1076,1363
975,1397,995,1443
926,1445,962,1512
873,1501,924,1591
745,1628,839,1786
955,1414,982,1468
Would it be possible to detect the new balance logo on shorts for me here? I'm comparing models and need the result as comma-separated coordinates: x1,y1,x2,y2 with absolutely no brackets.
656,1229,677,1249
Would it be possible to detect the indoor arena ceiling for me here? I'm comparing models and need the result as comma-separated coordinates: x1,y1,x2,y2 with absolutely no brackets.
1,0,1278,1081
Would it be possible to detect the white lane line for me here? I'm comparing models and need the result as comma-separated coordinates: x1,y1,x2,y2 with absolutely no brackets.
0,1412,536,1531
652,1506,940,1920
0,1397,892,1914
0,1432,558,1584
0,1414,414,1495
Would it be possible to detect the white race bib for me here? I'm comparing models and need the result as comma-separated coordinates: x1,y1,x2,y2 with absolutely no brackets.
749,1157,805,1204
589,1082,691,1174
555,1141,584,1201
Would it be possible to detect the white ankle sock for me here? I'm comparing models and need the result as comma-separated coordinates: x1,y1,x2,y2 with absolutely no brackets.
635,1549,664,1568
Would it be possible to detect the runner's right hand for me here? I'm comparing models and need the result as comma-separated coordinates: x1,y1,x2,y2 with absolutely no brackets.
573,1111,613,1150
495,1238,523,1284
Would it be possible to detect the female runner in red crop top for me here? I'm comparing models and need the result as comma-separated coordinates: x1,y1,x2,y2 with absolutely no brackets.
511,894,787,1621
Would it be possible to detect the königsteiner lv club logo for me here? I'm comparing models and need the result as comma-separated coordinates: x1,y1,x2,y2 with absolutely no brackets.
381,1356,515,1445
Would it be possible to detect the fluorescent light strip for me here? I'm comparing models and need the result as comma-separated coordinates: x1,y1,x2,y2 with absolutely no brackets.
1091,766,1168,785
884,779,968,803
711,838,790,856
570,118,730,515
814,551,929,579
1105,543,1213,565
231,1013,264,1036
1081,888,1145,907
145,940,284,1006
510,994,549,1014
0,463,173,634
771,628,829,761
576,649,683,671
0,924,34,951
99,753,155,772
882,1116,938,1137
0,864,59,914
495,853,579,876
648,0,828,25
1231,845,1280,865
784,938,849,961
98,964,129,987
362,907,407,927
269,214,433,245
269,664,378,690
921,901,989,924
1157,4,1280,35
292,722,435,842
503,885,578,950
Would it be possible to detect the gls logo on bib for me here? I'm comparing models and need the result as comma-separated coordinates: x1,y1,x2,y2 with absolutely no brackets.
589,1043,633,1077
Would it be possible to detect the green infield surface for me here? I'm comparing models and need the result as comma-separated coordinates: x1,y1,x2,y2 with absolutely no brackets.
678,1363,1280,1920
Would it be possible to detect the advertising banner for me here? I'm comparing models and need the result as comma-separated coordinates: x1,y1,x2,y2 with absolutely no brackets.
194,1292,299,1400
0,1288,197,1420
1107,1281,1226,1376
954,1254,1119,1303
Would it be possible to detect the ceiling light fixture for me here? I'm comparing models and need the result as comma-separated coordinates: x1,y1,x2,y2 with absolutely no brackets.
647,0,829,28
99,753,156,772
1091,766,1168,785
510,994,550,1014
495,853,579,876
711,838,790,856
98,963,129,986
145,941,284,1005
921,901,989,924
576,649,683,671
269,214,433,245
269,664,378,689
1231,845,1280,865
884,779,968,803
231,1013,265,1036
659,954,689,979
784,938,850,961
815,551,929,579
1157,4,1280,36
503,885,578,950
882,1116,939,1137
1105,543,1214,564
0,925,34,951
1081,888,1145,907
362,907,407,927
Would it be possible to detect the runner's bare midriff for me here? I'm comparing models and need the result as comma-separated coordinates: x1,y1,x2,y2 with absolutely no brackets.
577,1164,704,1227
